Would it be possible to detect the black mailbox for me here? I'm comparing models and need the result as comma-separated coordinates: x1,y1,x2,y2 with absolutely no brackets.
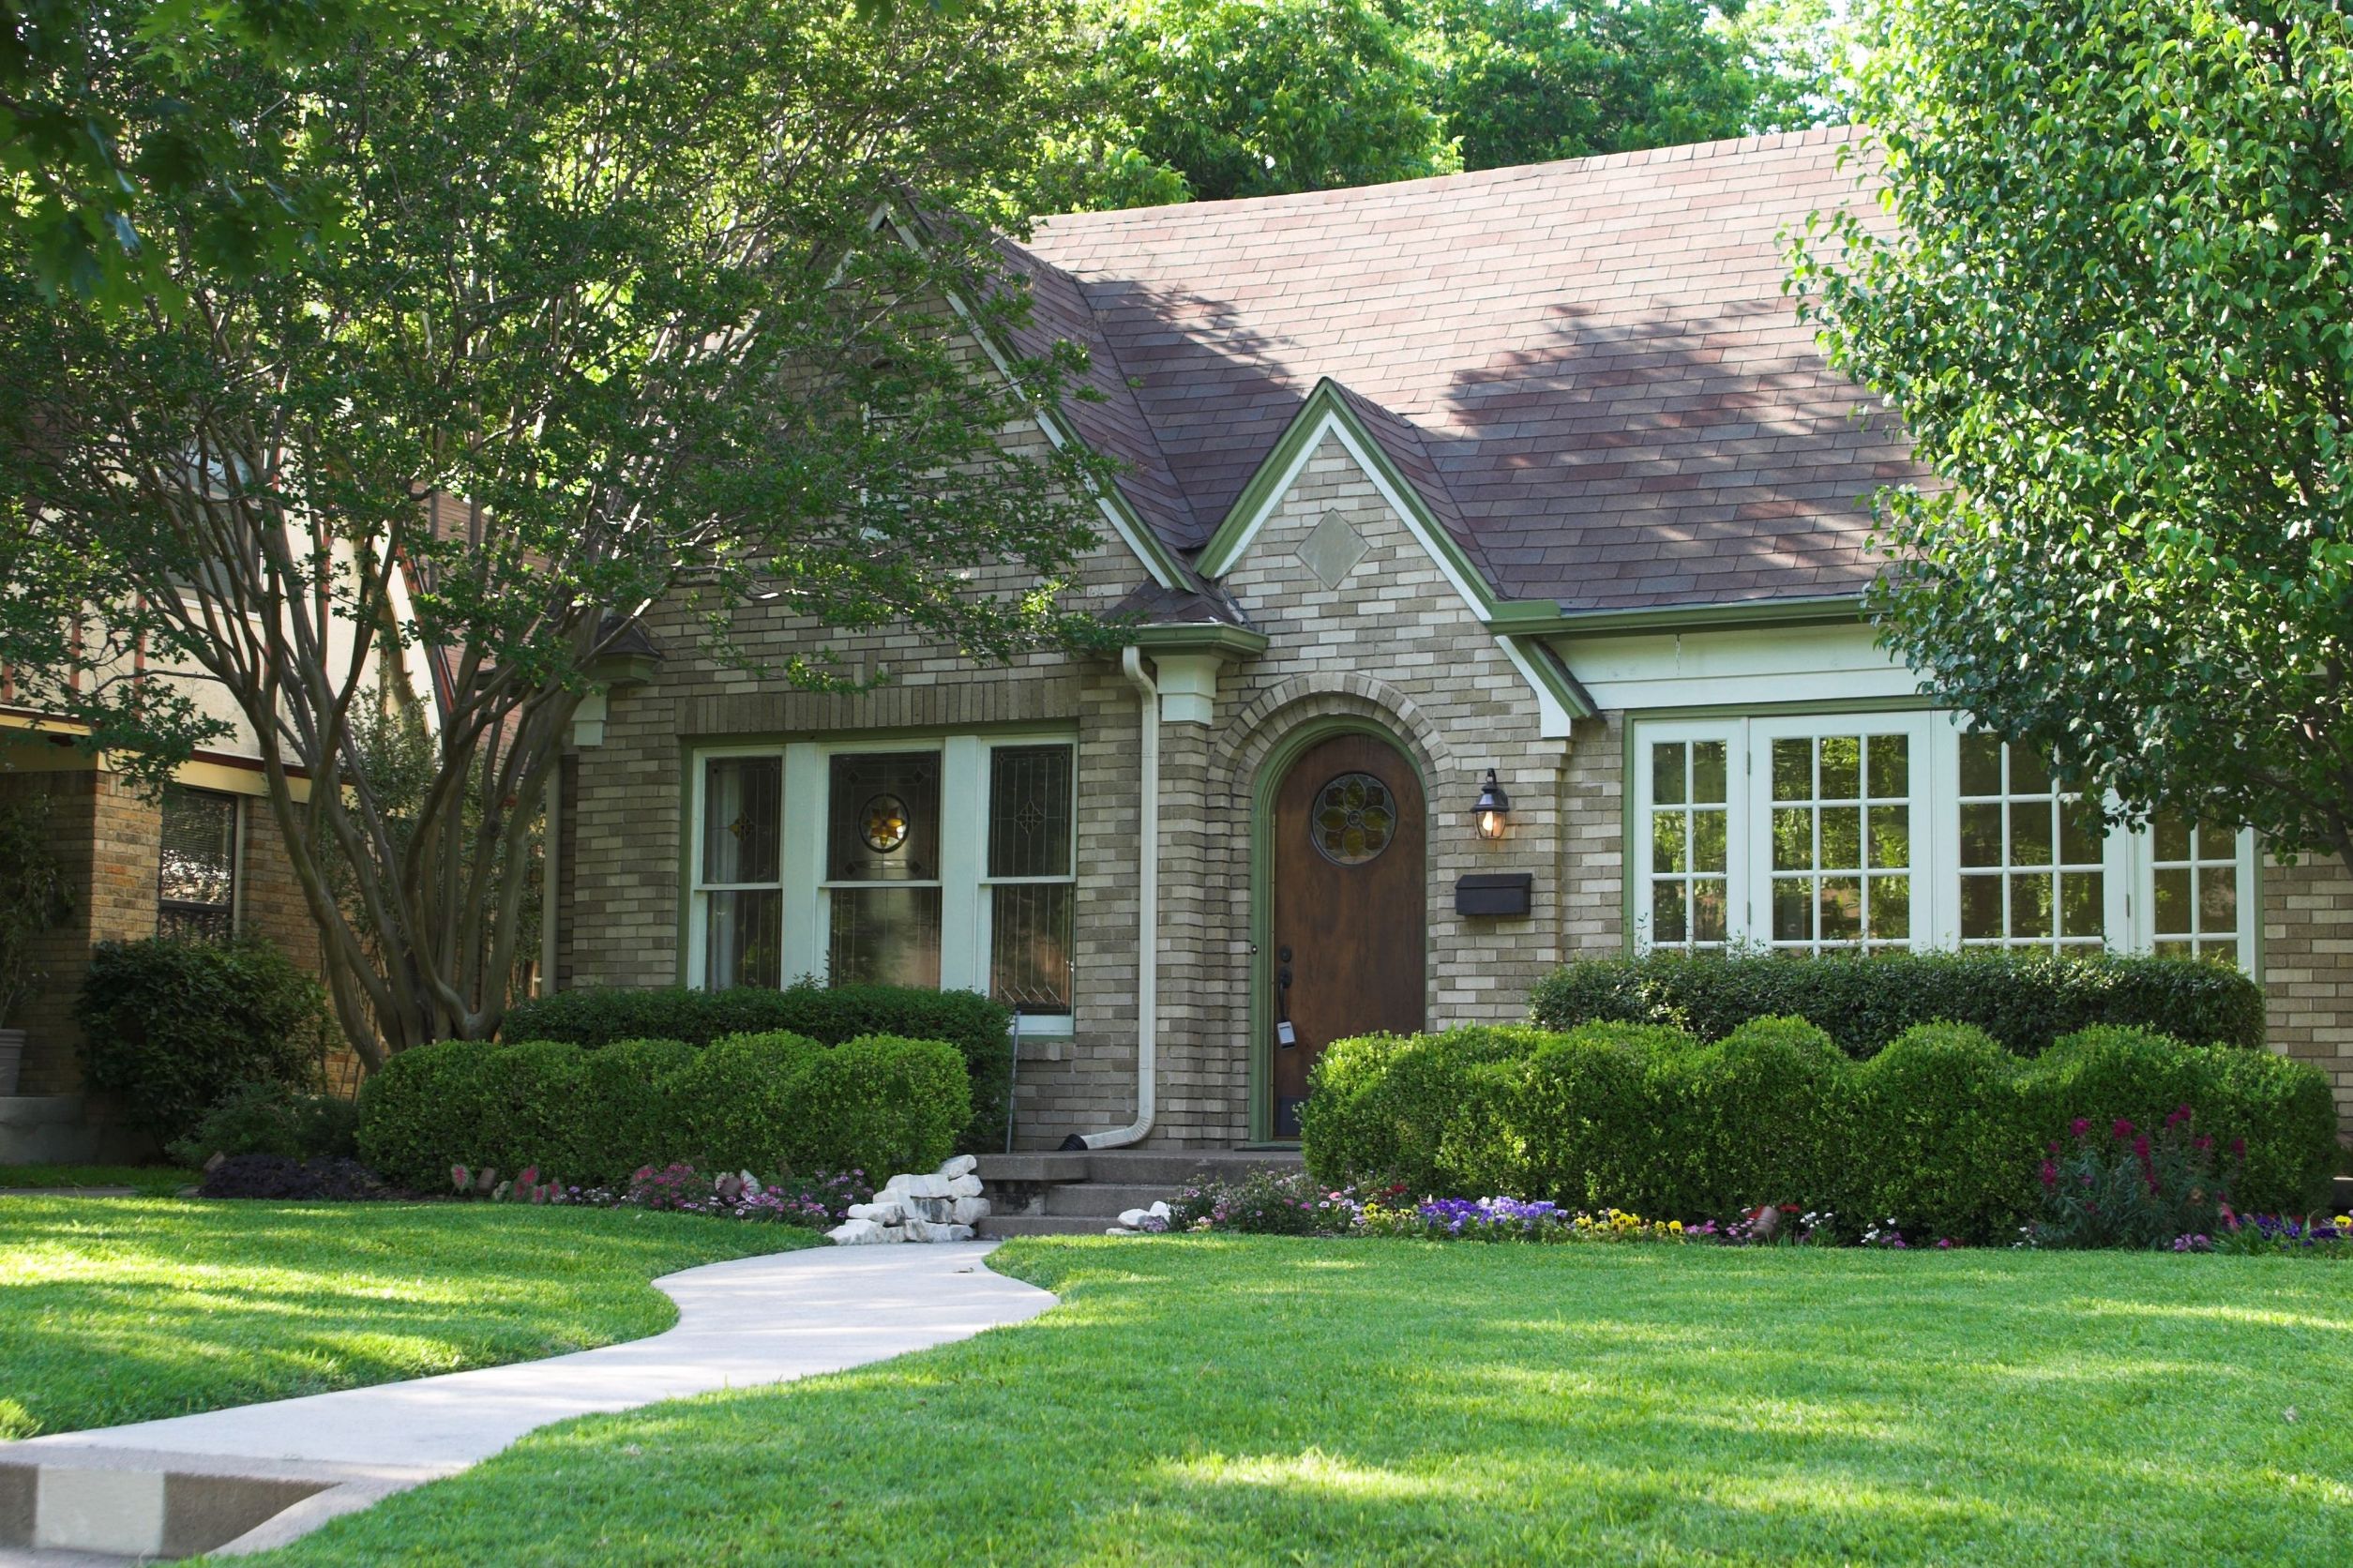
1454,873,1533,917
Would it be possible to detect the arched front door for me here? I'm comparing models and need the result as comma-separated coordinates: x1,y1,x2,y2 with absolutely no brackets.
1269,731,1426,1137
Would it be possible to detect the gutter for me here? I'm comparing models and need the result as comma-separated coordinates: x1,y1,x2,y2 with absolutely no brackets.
1062,645,1160,1150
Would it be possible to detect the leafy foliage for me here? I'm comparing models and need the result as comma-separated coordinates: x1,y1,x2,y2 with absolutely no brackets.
1304,1017,2336,1239
0,0,1118,1070
2027,1108,2238,1251
356,1031,971,1191
502,982,1013,1152
165,1081,360,1168
1789,0,2353,873
74,936,331,1143
1530,948,2267,1057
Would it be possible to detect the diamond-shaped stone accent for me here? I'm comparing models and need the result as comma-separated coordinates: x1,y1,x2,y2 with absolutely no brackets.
1296,509,1368,590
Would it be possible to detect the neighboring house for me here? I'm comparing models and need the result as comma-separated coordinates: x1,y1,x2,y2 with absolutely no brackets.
568,128,2327,1148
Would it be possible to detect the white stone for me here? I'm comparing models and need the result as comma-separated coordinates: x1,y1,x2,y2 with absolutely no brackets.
846,1200,907,1224
897,1174,953,1199
827,1218,888,1245
880,1173,913,1197
1148,1200,1171,1220
1117,1207,1151,1229
901,1217,976,1244
946,1196,990,1225
910,1197,953,1224
938,1154,978,1179
945,1173,984,1199
1103,1228,1132,1237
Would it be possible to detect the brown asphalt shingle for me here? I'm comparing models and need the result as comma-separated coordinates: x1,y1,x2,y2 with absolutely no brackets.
1014,128,1922,613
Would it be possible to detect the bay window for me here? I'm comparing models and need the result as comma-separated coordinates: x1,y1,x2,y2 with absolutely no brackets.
1630,713,2255,968
685,733,1077,1025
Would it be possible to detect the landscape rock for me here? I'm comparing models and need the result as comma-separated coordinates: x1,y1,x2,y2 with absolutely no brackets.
826,1217,894,1245
897,1174,954,1199
946,1196,990,1225
846,1200,907,1224
944,1174,984,1199
1118,1207,1152,1229
939,1154,978,1179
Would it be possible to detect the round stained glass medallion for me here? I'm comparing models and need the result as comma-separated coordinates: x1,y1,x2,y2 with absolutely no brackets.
860,793,911,853
1312,772,1395,866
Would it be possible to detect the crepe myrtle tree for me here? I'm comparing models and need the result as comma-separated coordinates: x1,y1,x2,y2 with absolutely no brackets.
1790,0,2353,875
0,0,1121,1069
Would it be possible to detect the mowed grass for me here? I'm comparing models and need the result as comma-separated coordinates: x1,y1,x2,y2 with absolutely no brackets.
0,1198,818,1440
236,1238,2351,1567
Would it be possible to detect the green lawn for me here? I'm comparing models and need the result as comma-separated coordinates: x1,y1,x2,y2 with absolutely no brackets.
0,1164,198,1195
239,1236,2350,1567
0,1198,819,1440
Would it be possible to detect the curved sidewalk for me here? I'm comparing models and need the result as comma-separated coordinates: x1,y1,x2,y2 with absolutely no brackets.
0,1240,1053,1560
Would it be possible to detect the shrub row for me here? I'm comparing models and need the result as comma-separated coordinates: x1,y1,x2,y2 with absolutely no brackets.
357,1031,970,1191
1530,950,2267,1058
1302,1019,2336,1243
501,983,1011,1152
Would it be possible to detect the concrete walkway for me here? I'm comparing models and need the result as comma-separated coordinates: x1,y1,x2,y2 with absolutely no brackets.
0,1240,1054,1560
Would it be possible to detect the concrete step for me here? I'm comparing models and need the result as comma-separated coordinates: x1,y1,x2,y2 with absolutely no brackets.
973,1214,1123,1239
1041,1183,1185,1218
0,1447,386,1560
971,1153,1089,1185
1079,1150,1303,1186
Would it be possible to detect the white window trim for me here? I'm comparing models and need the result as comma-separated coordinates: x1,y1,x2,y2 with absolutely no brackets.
1631,711,2259,971
686,731,1079,1033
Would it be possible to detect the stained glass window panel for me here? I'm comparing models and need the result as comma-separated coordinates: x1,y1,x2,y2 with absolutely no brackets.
830,753,940,882
158,785,237,941
829,886,942,988
702,758,781,884
991,883,1073,1014
988,746,1073,879
704,890,781,989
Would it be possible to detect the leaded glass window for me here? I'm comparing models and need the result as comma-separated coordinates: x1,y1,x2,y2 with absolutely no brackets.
158,785,237,941
986,745,1074,1015
1648,739,1728,950
1310,772,1395,866
1956,734,2104,951
2150,815,2241,964
827,752,942,988
1766,731,1911,953
700,757,782,988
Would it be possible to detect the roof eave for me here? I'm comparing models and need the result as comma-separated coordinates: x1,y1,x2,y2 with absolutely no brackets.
1486,595,1866,639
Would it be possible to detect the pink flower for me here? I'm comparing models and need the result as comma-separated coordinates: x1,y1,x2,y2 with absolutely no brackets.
2039,1159,2059,1190
2111,1118,2134,1141
2070,1118,2091,1138
2164,1104,2194,1130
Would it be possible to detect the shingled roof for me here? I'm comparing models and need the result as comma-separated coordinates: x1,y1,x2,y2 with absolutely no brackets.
1011,127,1921,614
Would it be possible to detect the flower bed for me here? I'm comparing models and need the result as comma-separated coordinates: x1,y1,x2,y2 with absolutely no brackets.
447,1161,871,1227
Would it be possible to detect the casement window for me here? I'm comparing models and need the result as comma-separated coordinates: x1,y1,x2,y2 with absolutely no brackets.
158,784,239,941
1631,714,2255,969
686,734,1077,1025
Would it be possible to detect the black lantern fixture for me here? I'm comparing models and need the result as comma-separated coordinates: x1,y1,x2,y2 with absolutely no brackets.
1472,768,1511,840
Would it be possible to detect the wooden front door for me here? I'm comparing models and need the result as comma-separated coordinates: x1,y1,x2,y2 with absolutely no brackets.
1269,731,1426,1137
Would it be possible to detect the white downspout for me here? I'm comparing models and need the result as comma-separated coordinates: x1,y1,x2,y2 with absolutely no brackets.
1065,646,1160,1150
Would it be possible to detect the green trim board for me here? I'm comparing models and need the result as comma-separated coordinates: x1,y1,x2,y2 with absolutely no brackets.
1244,714,1428,1145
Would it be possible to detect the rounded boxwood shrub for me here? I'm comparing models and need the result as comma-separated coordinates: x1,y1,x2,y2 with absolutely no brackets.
1848,1023,2034,1243
76,936,331,1144
1647,1017,1854,1222
1530,950,2266,1058
501,981,1010,1152
357,1031,969,1191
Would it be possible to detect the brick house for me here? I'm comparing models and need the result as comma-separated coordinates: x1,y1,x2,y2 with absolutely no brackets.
551,128,2353,1149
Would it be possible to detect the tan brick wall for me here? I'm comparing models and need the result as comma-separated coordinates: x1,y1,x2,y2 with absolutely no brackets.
2263,852,2353,1141
1,758,330,1095
562,428,1628,1147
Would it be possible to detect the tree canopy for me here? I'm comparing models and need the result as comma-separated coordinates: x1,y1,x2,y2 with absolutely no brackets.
0,0,1116,1063
1791,0,2353,873
1076,0,1848,206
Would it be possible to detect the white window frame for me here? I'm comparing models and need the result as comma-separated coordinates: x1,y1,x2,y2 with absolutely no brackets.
685,746,788,991
1631,710,2258,972
685,731,1079,1034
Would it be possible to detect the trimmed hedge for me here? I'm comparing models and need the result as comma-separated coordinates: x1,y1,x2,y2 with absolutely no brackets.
1530,950,2266,1058
357,1031,969,1191
1302,1018,2335,1242
500,983,1011,1152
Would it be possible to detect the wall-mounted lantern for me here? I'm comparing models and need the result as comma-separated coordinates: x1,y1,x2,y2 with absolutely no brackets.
1472,768,1511,841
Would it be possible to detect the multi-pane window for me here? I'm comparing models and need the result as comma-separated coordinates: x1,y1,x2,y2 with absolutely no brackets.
698,757,782,989
1629,714,2255,970
158,784,238,940
824,752,943,989
2149,816,2241,964
685,735,1078,1021
984,745,1076,1015
1766,732,1911,953
1956,734,2105,951
1647,738,1728,951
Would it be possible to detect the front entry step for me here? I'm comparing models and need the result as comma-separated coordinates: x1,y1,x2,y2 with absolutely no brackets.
971,1148,1305,1238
